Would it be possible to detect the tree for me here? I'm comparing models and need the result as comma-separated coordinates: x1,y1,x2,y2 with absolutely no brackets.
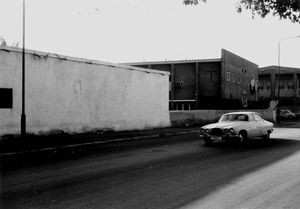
0,36,7,46
183,0,300,23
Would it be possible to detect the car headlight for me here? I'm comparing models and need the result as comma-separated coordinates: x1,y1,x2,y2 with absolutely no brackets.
224,128,229,133
205,129,210,133
229,128,235,134
199,128,204,134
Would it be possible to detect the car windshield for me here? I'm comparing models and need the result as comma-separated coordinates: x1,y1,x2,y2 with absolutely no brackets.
219,114,249,122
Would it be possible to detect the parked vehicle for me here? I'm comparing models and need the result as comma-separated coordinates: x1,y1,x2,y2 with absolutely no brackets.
199,112,274,145
279,109,296,119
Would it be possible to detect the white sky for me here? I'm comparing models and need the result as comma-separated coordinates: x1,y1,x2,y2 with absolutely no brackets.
1,0,300,68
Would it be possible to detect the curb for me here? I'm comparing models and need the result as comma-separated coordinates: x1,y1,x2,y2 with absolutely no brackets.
0,130,201,157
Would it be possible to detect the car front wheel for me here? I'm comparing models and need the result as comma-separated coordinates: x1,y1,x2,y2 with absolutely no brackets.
238,132,248,144
204,138,213,146
263,131,271,140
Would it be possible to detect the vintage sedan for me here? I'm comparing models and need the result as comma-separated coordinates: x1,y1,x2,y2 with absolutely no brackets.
280,109,296,119
199,112,274,145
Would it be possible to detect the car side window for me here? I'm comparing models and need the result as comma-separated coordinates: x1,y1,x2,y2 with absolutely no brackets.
237,114,248,121
253,114,263,121
248,114,255,121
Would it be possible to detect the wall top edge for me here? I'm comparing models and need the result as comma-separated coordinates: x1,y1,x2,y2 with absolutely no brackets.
121,58,222,66
0,46,170,76
221,48,258,68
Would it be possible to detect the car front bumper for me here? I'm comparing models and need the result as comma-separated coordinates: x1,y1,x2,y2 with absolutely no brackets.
199,134,239,142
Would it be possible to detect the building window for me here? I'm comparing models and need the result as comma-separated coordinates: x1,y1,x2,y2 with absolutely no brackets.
175,81,184,89
238,75,241,83
0,88,13,108
227,72,231,81
232,73,236,82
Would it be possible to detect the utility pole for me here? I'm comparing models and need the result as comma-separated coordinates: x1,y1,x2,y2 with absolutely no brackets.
21,0,26,136
277,42,280,124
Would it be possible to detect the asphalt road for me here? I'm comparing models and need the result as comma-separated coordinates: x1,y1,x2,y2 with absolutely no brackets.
1,128,300,209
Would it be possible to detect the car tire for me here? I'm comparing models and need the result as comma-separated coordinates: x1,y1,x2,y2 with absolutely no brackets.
263,131,271,141
238,132,247,144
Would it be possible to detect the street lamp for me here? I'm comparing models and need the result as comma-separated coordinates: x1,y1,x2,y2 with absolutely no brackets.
277,35,300,123
21,0,26,136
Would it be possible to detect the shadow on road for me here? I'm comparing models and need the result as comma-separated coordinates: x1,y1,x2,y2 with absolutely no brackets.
1,136,300,209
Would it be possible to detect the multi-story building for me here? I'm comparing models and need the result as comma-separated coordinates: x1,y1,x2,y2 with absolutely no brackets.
258,66,300,111
124,49,259,110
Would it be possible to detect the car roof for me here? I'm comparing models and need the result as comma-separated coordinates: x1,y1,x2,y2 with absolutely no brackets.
223,111,257,115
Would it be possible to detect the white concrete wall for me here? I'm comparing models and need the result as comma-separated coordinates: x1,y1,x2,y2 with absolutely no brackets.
0,47,170,135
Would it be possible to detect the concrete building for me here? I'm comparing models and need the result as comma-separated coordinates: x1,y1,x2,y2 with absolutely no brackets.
258,65,300,111
0,46,170,136
125,49,259,110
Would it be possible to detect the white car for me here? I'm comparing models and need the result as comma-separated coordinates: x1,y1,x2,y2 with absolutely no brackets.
199,112,274,145
279,109,296,119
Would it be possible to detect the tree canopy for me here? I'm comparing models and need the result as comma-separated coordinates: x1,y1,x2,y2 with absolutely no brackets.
0,36,7,46
183,0,300,23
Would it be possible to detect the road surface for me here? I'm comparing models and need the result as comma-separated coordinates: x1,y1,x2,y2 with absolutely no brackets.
1,128,300,209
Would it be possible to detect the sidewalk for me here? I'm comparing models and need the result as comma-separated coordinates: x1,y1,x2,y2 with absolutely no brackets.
0,126,202,156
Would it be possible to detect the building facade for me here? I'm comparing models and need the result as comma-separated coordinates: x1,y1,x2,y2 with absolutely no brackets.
258,66,300,111
125,49,259,110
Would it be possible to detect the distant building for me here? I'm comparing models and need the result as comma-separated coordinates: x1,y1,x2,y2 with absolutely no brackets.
258,65,300,111
124,49,259,110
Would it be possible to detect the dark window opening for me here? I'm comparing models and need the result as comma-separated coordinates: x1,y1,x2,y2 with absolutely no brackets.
0,88,13,108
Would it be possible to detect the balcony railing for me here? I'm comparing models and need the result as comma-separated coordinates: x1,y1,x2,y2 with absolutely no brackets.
258,88,299,97
297,88,300,97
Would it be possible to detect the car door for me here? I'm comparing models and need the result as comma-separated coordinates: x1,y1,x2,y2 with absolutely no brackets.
253,113,265,136
247,113,261,137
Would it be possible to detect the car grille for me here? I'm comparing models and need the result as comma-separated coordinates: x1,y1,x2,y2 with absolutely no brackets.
211,128,223,136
